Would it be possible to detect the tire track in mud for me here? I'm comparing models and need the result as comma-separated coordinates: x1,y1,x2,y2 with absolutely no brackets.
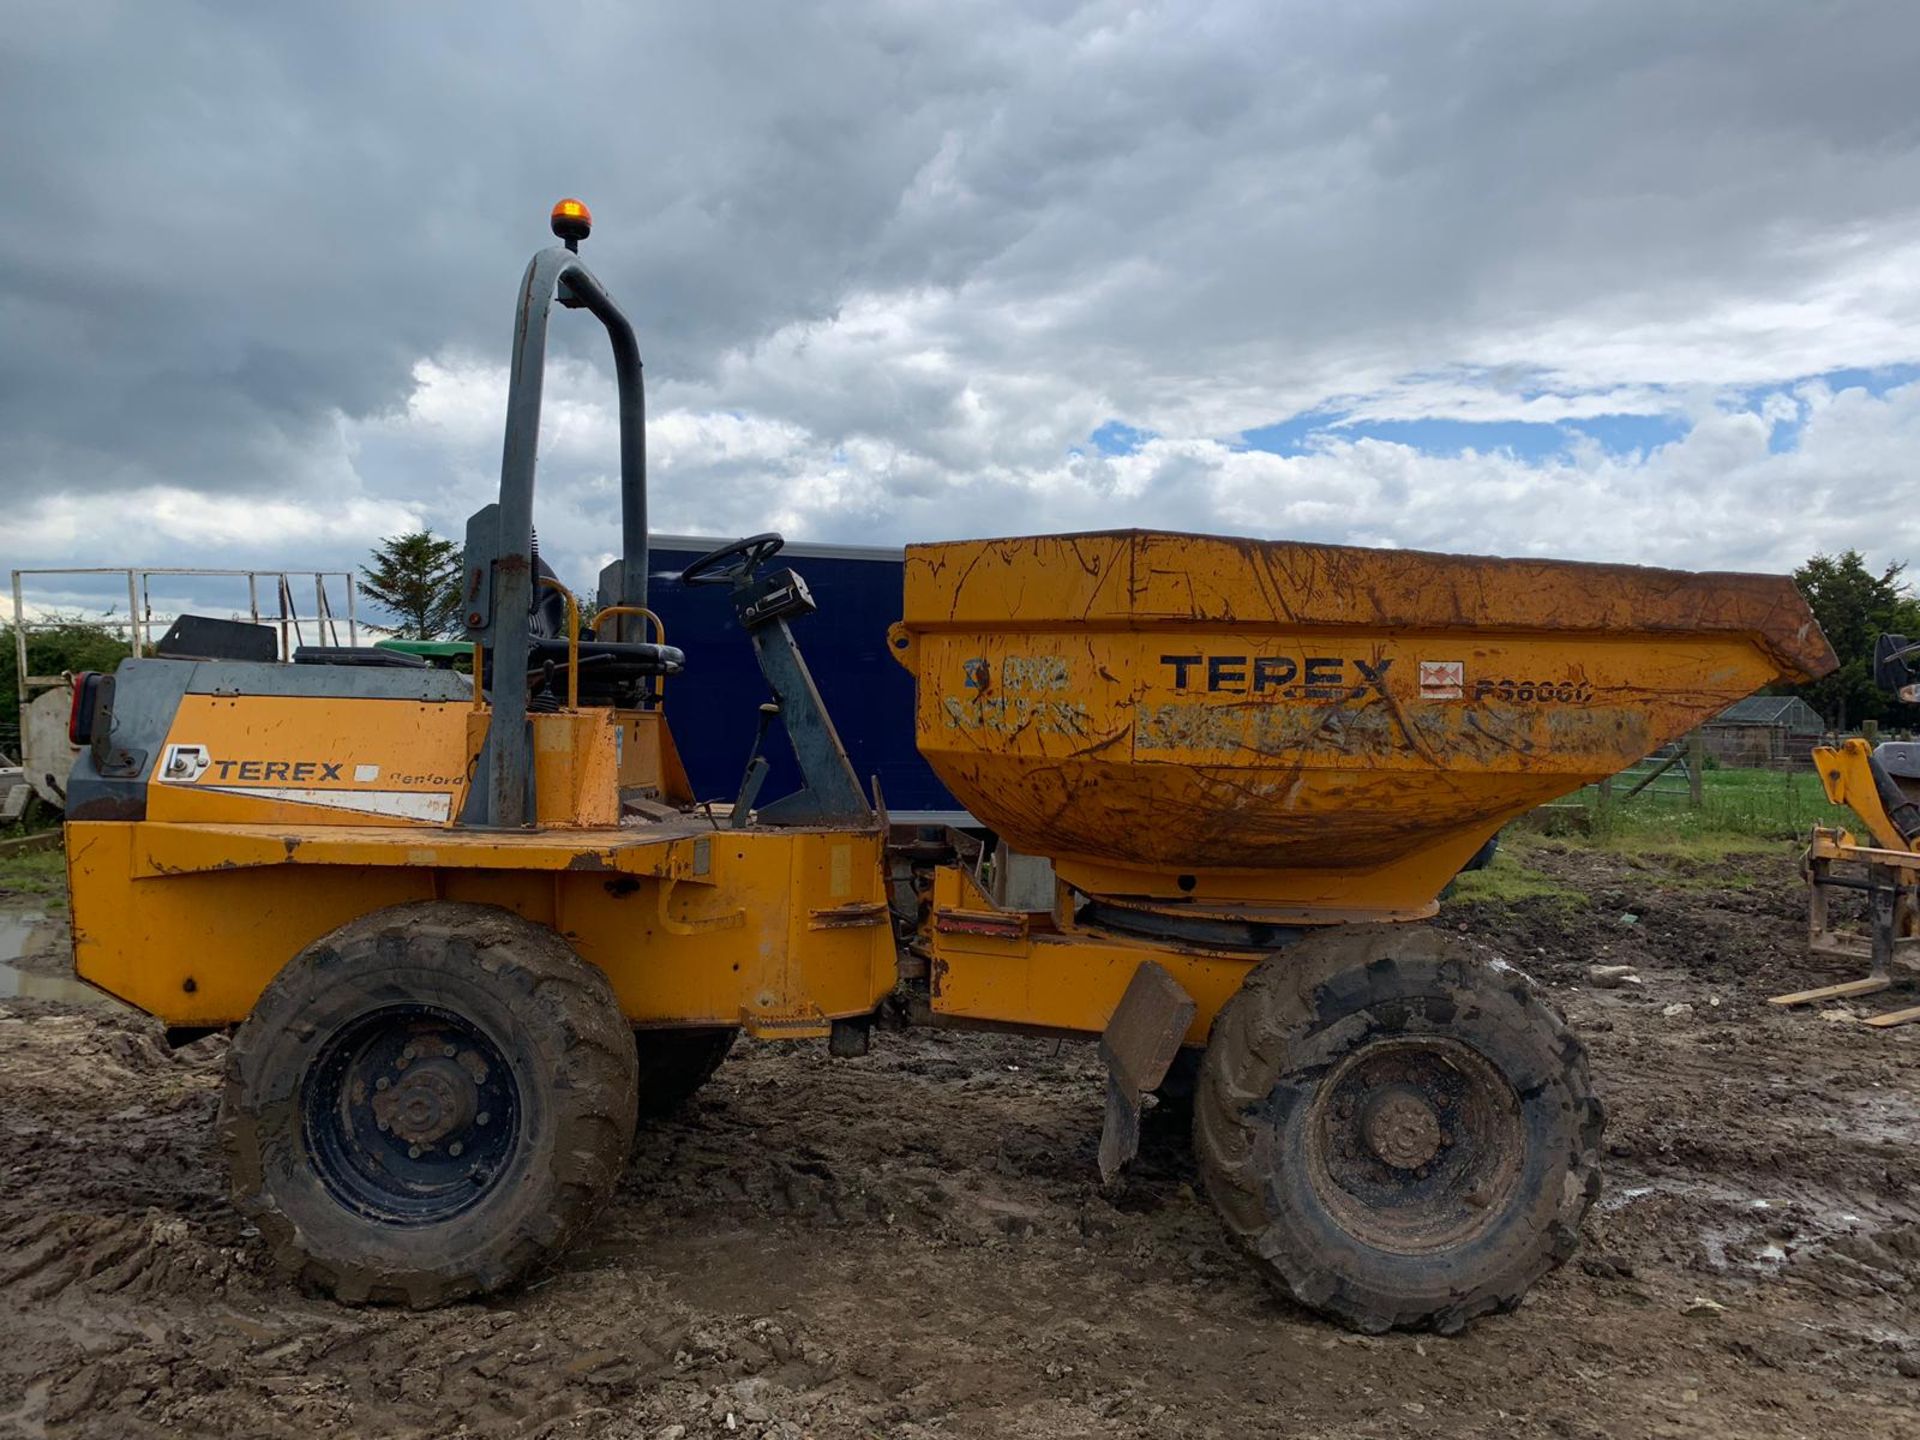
4,845,1920,1437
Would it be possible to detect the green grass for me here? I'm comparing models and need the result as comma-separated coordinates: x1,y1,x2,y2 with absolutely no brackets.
1443,846,1587,906
0,849,66,900
1448,802,1803,911
1455,765,1843,907
1532,766,1833,856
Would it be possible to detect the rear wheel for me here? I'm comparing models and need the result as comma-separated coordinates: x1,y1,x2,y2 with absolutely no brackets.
222,901,639,1307
634,1026,738,1117
1195,924,1602,1333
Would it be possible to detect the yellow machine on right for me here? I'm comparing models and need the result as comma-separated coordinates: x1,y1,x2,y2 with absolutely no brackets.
1785,634,1920,1027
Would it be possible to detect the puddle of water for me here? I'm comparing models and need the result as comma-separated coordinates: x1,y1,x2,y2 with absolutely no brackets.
1602,1170,1920,1277
0,960,117,1007
0,912,46,958
0,910,120,1008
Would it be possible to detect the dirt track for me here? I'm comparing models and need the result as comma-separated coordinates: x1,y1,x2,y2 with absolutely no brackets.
3,842,1919,1438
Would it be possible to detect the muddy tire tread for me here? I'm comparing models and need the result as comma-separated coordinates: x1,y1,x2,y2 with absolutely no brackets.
222,901,640,1309
1194,924,1603,1333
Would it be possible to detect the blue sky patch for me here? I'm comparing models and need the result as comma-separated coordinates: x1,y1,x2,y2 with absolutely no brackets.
1741,361,1920,452
1089,419,1157,455
1236,411,1684,461
1223,362,1920,466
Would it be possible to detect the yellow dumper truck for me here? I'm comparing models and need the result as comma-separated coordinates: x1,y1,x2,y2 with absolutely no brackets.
60,203,1837,1332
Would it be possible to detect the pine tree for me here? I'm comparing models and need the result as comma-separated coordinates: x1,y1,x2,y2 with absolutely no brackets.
358,532,465,640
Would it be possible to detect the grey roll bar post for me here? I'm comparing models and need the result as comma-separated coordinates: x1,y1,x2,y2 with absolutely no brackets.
485,244,648,828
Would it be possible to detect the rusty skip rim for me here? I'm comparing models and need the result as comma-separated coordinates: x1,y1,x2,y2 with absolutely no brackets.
898,529,1838,685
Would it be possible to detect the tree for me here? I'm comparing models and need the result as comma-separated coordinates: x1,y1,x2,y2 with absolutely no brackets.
1789,550,1920,731
359,532,465,640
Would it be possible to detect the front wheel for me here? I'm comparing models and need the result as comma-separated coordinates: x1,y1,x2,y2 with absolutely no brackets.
222,902,639,1307
1194,925,1602,1333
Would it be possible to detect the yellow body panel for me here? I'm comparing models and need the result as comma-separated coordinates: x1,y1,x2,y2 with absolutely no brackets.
531,711,621,827
67,818,895,1033
615,710,696,803
893,530,1835,917
146,694,656,832
1812,739,1911,853
925,866,1250,1042
148,694,480,827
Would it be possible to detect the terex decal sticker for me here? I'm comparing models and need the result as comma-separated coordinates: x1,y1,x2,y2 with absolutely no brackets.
153,743,453,820
1158,653,1395,700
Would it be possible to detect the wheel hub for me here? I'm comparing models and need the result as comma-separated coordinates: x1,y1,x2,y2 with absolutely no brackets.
1361,1086,1443,1170
304,1005,519,1225
1305,1036,1523,1255
374,1055,478,1147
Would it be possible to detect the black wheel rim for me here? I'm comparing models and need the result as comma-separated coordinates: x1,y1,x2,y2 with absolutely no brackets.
1302,1037,1524,1255
302,1003,520,1225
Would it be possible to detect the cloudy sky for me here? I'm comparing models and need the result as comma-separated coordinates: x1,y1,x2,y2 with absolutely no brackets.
6,0,1920,624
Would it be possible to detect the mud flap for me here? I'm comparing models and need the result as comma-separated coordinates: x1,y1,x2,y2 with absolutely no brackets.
1096,961,1196,1185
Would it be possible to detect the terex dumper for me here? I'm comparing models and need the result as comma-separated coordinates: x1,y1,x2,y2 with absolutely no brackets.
60,202,1838,1332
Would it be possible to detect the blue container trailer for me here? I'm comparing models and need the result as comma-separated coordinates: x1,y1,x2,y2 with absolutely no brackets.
644,537,965,824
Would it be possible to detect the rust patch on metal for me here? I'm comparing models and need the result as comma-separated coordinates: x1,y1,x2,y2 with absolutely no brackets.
933,908,1029,939
807,901,889,930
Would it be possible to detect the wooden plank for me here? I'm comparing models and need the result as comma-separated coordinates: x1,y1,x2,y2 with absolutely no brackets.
1863,1004,1920,1029
1768,977,1892,1007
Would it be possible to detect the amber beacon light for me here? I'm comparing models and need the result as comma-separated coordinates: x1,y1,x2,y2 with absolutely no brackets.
550,197,592,249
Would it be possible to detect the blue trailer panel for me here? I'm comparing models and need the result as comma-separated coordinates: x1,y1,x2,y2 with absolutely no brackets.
644,537,964,823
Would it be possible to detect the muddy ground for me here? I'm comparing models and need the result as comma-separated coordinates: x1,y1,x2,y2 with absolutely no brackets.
2,840,1918,1438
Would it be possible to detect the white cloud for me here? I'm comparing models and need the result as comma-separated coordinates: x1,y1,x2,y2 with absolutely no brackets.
7,1,1920,604
7,485,425,560
309,347,1920,591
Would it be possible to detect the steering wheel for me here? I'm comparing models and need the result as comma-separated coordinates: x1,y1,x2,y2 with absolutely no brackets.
681,532,785,588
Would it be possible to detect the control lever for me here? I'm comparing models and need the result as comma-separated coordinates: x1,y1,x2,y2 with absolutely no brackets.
730,701,782,829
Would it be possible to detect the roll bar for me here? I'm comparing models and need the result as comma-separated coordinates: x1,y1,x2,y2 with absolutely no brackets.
467,221,648,827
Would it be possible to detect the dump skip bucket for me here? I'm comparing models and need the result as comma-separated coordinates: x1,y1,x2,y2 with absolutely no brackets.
890,531,1835,922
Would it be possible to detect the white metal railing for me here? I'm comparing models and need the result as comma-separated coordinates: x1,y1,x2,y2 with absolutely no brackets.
9,566,359,697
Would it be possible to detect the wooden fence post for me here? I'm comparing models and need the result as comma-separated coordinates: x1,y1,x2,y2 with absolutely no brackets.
1687,730,1705,809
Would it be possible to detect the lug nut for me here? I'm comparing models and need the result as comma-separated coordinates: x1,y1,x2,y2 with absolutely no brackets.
408,1145,423,1159
375,1076,390,1091
443,1044,457,1058
449,1141,464,1157
476,1112,490,1127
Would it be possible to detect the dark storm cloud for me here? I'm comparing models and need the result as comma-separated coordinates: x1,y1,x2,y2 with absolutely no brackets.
4,0,1920,591
0,0,968,498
